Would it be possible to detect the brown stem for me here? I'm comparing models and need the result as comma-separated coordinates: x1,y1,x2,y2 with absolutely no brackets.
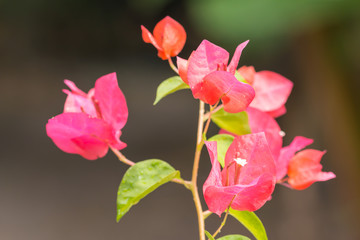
203,104,223,121
212,206,231,238
191,100,206,240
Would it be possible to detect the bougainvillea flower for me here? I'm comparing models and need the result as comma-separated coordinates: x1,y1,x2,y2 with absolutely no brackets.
237,66,293,118
46,113,126,160
203,133,276,216
219,107,283,160
141,16,186,60
276,136,313,181
177,40,255,113
249,70,293,117
287,149,336,190
46,72,128,160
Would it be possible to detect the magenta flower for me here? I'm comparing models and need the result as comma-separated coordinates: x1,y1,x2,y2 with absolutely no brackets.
219,108,334,188
203,133,276,216
177,40,255,113
238,66,293,118
46,72,128,160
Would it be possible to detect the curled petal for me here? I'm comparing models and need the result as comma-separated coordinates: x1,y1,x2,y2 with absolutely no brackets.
277,136,313,181
227,40,249,75
64,80,87,96
288,149,335,190
250,71,293,116
62,80,97,116
95,72,128,130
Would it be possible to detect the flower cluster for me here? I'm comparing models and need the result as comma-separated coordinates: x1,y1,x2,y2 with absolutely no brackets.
46,15,336,240
142,16,335,214
46,73,128,160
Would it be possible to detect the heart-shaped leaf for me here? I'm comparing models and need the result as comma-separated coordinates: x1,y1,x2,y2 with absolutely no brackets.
154,76,189,105
211,108,251,135
117,159,180,221
229,209,268,240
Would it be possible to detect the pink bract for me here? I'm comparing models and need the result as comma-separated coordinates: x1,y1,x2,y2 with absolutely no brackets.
179,40,254,113
46,113,126,160
247,107,283,161
288,149,336,190
203,133,276,216
249,70,293,118
46,72,128,160
141,16,186,60
63,80,97,117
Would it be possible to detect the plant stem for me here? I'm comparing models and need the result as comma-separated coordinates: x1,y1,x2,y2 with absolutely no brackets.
109,146,191,187
203,104,223,121
212,205,231,238
168,57,179,74
203,103,219,138
203,210,212,220
110,146,135,166
191,100,206,240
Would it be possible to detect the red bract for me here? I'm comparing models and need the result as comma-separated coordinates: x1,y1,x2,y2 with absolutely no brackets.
141,16,186,60
203,133,276,216
288,149,336,190
46,73,128,160
238,66,293,118
276,136,313,181
178,40,255,113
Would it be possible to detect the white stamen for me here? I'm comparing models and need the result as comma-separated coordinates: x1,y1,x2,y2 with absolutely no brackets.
279,130,286,137
234,158,247,167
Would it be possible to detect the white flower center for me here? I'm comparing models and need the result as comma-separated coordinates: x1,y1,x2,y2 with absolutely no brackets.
279,130,286,137
234,158,247,167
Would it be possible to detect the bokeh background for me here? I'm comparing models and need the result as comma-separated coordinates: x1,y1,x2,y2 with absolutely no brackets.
1,0,359,239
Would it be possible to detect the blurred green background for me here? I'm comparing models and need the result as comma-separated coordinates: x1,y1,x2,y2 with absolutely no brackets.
1,0,359,239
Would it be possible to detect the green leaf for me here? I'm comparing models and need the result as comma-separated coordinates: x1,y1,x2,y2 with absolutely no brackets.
211,108,251,136
217,235,251,240
229,209,268,240
116,159,180,222
205,230,216,240
208,134,235,167
153,76,189,105
234,70,247,84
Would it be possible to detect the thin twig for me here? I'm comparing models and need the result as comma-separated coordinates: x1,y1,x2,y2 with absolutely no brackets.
168,57,179,74
203,104,223,121
213,204,232,238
